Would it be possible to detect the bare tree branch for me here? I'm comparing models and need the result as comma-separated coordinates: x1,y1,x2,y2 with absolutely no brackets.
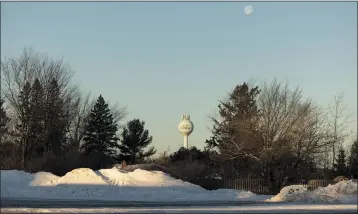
325,93,352,167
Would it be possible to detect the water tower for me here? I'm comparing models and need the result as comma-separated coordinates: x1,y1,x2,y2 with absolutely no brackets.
178,114,194,149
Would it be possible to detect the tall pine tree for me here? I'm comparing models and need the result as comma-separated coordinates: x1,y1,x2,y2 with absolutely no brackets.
44,78,67,154
17,81,33,169
333,147,347,176
0,100,9,143
205,82,271,183
205,82,261,153
118,119,156,164
0,99,12,169
29,78,46,158
82,95,119,156
348,140,358,179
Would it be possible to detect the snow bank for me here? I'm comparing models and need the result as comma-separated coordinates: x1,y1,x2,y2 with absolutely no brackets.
311,180,358,203
99,168,194,187
114,163,174,175
269,185,308,202
1,170,34,188
1,170,60,198
0,170,59,187
30,172,60,186
1,168,267,202
56,168,108,185
2,168,356,203
269,180,358,203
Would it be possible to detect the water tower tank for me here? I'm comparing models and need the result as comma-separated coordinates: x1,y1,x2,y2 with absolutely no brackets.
178,114,194,149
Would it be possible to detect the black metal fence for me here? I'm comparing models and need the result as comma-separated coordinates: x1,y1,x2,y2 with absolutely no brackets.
189,178,335,195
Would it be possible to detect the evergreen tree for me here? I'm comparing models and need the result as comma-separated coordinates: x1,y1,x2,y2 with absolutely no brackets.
348,140,358,179
118,119,156,164
29,78,45,157
333,147,347,176
18,81,32,130
17,81,33,169
44,78,67,154
82,95,119,156
169,146,211,164
0,100,9,142
0,100,13,169
205,82,261,152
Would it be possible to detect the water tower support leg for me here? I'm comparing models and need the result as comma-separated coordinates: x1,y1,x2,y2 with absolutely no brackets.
184,135,188,149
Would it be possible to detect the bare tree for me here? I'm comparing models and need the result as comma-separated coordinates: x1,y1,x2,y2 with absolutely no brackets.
66,91,92,151
109,102,127,129
212,79,331,190
257,80,331,185
1,48,79,116
1,48,81,168
326,93,352,167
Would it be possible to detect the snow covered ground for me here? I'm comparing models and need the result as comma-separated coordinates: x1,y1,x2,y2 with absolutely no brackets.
1,167,357,213
1,167,269,202
268,180,357,203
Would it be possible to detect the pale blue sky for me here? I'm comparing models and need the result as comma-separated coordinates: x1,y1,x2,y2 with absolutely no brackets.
2,2,357,153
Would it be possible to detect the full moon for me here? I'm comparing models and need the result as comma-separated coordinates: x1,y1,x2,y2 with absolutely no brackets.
244,5,253,15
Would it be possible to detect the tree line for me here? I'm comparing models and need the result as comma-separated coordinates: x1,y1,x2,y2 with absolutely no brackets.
137,83,357,191
1,48,357,191
202,81,357,191
154,82,358,193
0,48,156,175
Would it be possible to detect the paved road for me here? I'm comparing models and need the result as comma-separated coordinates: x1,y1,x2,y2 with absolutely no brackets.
1,198,357,213
1,198,271,208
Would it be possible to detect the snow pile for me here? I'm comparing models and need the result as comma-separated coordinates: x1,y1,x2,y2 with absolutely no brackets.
2,168,357,203
269,185,308,202
57,168,108,185
31,172,60,186
311,180,357,203
1,170,60,197
99,168,191,187
114,163,174,175
269,180,358,203
1,168,268,202
1,170,59,187
209,189,266,200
